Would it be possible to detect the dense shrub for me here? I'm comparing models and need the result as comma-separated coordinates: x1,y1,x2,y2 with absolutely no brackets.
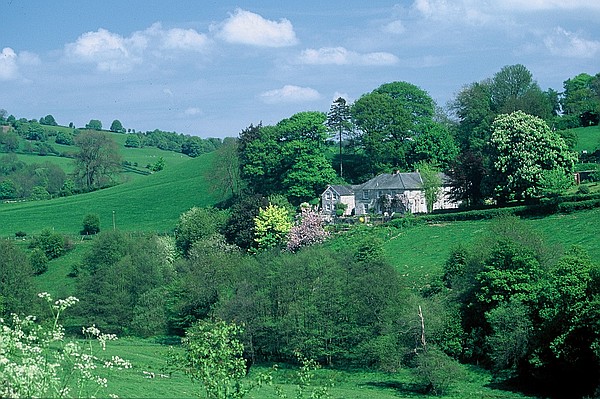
81,213,100,235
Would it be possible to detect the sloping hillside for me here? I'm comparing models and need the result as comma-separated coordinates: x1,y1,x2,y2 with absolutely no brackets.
0,151,225,236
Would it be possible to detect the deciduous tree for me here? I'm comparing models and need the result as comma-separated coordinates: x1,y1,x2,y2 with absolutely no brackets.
489,111,575,202
73,130,122,189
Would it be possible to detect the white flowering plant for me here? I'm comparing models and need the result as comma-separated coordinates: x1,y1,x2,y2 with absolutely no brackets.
0,292,130,398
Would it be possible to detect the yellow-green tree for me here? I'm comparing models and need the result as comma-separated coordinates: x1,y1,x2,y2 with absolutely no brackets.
254,204,292,250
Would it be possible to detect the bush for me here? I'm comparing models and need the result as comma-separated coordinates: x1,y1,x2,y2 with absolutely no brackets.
30,248,49,275
29,229,67,259
412,347,464,396
578,185,591,194
81,213,100,235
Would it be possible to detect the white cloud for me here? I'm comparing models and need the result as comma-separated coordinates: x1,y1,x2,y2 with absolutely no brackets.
184,107,203,116
299,47,398,66
0,47,40,81
544,27,600,58
64,23,210,73
259,85,320,104
214,8,298,47
65,28,142,73
383,20,406,35
496,0,600,11
0,47,19,80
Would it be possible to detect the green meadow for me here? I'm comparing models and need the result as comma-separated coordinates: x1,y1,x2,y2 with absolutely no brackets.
0,151,225,237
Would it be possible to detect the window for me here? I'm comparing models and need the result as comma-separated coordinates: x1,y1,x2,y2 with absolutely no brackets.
363,190,369,200
325,192,331,200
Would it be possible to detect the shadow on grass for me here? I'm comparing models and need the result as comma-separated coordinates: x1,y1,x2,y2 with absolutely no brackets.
362,381,426,397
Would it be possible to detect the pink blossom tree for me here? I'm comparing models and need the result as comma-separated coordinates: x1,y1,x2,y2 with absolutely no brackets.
286,206,330,252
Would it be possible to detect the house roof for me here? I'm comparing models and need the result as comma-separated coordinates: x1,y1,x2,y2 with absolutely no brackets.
327,184,354,196
359,172,423,191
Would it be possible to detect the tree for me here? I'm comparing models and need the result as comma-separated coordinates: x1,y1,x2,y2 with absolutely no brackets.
351,81,436,173
81,213,100,235
326,97,352,177
489,111,575,202
73,130,122,189
124,134,141,148
109,119,124,133
211,137,241,197
286,206,329,252
0,240,36,318
39,114,57,126
490,64,552,119
175,207,227,256
171,320,249,399
253,203,292,251
85,119,102,130
417,162,443,213
238,113,337,204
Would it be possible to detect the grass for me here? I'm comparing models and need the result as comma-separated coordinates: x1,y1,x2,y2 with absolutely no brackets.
0,151,227,237
97,338,533,399
382,208,600,290
572,124,600,152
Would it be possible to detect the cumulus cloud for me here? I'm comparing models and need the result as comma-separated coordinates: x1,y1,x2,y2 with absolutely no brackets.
214,8,298,47
64,23,210,73
544,27,600,58
0,47,40,81
299,47,398,66
259,85,320,104
0,48,19,80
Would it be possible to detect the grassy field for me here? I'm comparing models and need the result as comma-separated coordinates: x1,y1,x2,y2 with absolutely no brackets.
95,338,533,399
0,151,226,237
382,208,600,290
573,124,600,152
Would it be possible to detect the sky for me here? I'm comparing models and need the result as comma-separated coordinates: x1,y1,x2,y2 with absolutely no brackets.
1,0,599,138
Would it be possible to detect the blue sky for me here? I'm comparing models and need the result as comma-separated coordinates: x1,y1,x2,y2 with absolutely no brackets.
1,1,599,138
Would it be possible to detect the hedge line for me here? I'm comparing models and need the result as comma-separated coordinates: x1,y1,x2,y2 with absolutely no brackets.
387,192,600,227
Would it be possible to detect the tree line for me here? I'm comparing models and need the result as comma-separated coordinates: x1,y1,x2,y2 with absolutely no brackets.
234,65,598,210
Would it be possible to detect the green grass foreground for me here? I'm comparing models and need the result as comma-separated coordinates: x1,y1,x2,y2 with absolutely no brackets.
98,338,532,399
0,151,225,237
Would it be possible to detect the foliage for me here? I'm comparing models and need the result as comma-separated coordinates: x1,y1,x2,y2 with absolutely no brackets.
81,213,101,235
175,207,227,255
286,206,330,252
76,231,171,334
490,111,575,202
73,130,122,189
0,240,36,318
411,346,464,396
211,137,241,197
351,81,438,173
29,228,70,259
254,203,293,250
85,119,102,130
274,352,332,399
417,162,442,213
29,247,49,275
0,292,130,398
238,113,337,204
168,319,259,399
110,119,125,133
150,156,166,172
326,97,352,178
39,114,58,126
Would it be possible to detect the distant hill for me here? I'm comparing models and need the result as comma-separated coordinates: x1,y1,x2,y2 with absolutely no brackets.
0,151,226,237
